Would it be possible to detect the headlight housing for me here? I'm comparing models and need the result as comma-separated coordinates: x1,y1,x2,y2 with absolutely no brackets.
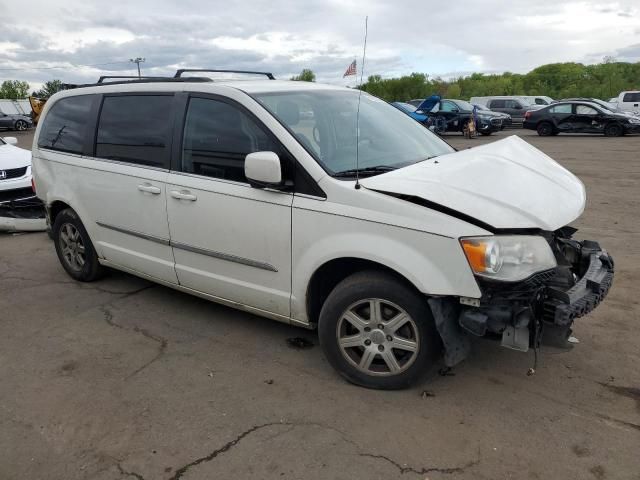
460,235,556,282
628,118,640,124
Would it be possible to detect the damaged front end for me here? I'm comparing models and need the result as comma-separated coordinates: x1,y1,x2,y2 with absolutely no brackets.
0,187,47,232
431,228,614,367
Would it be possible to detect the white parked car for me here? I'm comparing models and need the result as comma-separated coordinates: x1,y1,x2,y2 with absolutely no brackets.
32,72,614,389
615,91,640,114
0,136,46,231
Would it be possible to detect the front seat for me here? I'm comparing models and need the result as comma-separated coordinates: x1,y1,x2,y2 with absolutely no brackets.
276,100,314,152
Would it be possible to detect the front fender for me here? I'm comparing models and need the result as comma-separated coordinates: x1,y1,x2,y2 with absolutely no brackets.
290,207,481,322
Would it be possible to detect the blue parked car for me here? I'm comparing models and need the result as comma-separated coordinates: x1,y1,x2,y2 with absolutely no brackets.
398,96,503,135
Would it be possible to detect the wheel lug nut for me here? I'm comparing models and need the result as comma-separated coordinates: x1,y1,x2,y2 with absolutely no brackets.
378,324,384,329
386,335,393,342
378,345,384,352
364,339,371,346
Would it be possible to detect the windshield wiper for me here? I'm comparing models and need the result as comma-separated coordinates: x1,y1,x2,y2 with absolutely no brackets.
333,165,396,178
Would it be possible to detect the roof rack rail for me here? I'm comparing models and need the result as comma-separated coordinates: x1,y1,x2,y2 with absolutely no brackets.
60,77,215,90
97,75,169,83
174,69,276,80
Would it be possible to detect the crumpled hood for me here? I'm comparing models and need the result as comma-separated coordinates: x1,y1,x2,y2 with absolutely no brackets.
361,135,586,231
0,144,31,170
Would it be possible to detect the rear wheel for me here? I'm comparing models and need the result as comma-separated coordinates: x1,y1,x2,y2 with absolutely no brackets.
53,208,104,281
537,122,553,136
318,271,440,389
14,120,28,131
604,123,623,137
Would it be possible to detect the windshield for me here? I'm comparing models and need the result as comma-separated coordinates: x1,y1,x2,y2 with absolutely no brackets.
254,90,454,176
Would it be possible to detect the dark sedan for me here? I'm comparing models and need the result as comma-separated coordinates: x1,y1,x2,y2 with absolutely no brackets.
0,112,33,131
523,101,640,136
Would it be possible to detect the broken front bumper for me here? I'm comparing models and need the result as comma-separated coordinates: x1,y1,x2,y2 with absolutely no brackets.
444,236,614,362
0,189,47,232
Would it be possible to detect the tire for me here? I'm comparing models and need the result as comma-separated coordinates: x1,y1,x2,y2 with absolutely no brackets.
14,120,28,131
52,208,104,281
537,122,553,136
604,123,623,137
318,270,440,389
480,131,492,136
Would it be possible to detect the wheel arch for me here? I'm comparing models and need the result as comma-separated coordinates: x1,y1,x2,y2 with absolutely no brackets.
49,199,72,225
305,257,423,327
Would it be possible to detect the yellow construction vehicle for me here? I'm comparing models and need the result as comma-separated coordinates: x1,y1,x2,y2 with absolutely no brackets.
28,96,47,125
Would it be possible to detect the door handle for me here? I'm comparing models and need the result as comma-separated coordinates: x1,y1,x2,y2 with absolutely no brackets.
170,189,197,201
138,183,161,195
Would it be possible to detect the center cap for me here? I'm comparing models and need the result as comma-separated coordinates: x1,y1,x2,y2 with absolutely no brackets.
370,330,386,345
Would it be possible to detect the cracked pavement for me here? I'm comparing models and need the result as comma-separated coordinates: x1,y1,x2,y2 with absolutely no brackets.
1,130,639,479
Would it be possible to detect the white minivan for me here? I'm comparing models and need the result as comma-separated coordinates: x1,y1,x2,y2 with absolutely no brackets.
32,71,614,389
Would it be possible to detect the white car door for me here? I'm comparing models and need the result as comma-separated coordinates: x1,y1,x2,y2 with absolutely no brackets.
166,94,293,317
36,93,178,283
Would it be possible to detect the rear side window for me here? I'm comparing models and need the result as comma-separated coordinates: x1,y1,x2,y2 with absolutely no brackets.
622,92,640,102
490,100,505,108
37,95,94,154
181,97,279,183
535,98,548,105
550,104,572,114
96,95,173,168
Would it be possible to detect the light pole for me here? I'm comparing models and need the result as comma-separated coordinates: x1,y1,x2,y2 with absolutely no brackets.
129,57,145,78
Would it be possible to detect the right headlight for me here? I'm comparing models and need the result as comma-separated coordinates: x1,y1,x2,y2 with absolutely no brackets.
460,235,557,282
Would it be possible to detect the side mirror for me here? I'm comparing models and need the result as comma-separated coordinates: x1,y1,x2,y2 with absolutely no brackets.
2,137,18,145
245,151,282,188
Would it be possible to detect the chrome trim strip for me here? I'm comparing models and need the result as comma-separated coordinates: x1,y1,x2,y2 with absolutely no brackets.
97,221,277,272
96,221,170,245
171,241,278,272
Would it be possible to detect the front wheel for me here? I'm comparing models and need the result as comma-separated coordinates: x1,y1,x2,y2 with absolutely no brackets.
14,120,28,131
318,271,440,389
52,208,104,281
480,131,492,136
604,123,623,137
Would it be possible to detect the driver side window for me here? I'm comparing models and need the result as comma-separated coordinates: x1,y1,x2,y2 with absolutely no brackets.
181,97,280,183
440,101,457,112
576,105,598,115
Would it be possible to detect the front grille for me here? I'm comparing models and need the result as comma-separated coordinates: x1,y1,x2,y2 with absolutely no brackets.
490,118,502,126
0,166,28,180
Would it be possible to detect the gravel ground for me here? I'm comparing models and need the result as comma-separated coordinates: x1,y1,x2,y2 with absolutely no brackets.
1,128,638,480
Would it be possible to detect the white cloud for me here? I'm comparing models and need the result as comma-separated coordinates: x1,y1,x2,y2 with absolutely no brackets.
0,0,638,89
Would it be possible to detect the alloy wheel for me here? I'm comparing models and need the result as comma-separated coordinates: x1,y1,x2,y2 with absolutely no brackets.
336,298,420,376
58,223,86,272
15,120,27,131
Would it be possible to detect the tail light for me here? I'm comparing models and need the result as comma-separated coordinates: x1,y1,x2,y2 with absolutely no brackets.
524,111,532,120
31,177,36,193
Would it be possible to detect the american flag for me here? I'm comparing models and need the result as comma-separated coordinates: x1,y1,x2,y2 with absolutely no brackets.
343,60,357,77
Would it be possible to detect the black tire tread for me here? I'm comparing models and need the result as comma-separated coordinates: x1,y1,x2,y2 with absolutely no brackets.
52,208,104,282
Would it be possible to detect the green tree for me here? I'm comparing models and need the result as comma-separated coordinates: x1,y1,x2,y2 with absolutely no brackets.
357,61,640,102
0,80,30,99
33,80,64,98
291,69,316,82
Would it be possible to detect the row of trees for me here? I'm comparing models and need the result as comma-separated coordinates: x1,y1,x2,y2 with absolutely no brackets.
5,61,638,101
0,79,64,99
359,61,640,102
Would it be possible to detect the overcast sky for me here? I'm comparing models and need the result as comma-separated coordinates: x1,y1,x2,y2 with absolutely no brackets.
1,0,639,90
